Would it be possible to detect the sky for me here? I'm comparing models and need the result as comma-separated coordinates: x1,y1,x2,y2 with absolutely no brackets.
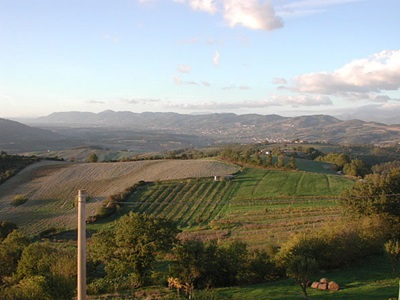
0,0,400,119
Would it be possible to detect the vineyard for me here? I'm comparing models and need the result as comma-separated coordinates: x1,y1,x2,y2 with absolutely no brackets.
0,159,239,235
120,167,355,247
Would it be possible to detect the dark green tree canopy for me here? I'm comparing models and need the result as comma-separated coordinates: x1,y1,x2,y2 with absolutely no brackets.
341,166,400,217
90,212,179,287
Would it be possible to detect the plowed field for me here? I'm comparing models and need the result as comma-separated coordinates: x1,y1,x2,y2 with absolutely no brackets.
0,159,239,235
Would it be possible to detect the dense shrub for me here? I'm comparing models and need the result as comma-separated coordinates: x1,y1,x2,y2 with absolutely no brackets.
11,194,28,207
276,216,390,271
87,180,148,223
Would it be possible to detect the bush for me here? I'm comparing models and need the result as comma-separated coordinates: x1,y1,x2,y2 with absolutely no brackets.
11,194,28,207
276,217,390,271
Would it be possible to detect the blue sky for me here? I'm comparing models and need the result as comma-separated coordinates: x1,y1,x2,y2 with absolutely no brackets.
1,0,399,118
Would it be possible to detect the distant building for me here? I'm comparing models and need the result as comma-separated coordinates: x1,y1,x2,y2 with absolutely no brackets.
214,175,234,181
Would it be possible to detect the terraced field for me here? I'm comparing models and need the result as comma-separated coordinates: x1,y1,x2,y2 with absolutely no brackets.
123,167,355,247
0,159,239,235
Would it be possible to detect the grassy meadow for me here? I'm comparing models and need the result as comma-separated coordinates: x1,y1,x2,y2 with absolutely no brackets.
211,255,399,300
99,163,355,247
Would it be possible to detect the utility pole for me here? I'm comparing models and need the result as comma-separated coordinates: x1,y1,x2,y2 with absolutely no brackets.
77,190,87,300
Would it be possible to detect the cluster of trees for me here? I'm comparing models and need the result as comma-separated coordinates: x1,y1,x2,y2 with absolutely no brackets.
340,161,400,218
88,212,180,292
315,152,369,176
0,223,76,299
220,145,296,170
170,239,277,291
0,151,39,185
87,181,148,223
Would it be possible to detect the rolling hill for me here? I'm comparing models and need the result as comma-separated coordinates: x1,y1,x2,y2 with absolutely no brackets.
0,118,80,153
27,111,400,145
0,159,239,235
0,157,355,246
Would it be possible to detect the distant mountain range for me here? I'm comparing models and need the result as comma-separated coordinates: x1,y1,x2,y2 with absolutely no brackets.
1,111,400,153
25,111,400,146
0,118,68,153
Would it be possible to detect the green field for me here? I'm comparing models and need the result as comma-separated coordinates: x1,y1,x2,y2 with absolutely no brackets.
107,166,355,247
213,255,399,300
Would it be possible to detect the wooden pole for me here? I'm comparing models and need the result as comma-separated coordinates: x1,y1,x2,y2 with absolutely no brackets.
77,190,86,300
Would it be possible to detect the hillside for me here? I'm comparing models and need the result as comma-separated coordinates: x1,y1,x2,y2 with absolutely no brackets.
0,157,355,245
27,111,400,145
0,159,239,235
0,118,78,153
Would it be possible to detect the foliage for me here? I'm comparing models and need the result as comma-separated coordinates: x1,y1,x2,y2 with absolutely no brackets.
0,230,30,282
170,239,277,289
315,152,350,171
0,152,39,185
11,194,29,207
6,242,77,300
87,180,148,223
87,153,99,163
340,165,400,217
1,275,52,300
343,159,369,177
384,238,400,273
286,255,319,298
220,144,297,170
89,212,179,290
0,221,18,241
276,216,390,271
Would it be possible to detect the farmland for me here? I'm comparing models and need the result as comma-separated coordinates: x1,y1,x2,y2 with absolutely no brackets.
0,159,239,235
110,166,355,247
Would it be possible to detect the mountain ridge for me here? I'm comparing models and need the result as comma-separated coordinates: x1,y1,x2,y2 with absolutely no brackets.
28,111,400,145
2,111,399,154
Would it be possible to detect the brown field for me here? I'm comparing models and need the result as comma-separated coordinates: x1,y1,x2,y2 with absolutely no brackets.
0,159,239,235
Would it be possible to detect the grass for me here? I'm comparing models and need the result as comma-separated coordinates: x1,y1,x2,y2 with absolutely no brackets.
88,254,399,299
197,255,399,300
0,159,239,235
106,166,355,247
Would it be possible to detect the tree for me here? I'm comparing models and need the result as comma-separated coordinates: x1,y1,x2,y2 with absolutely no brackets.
0,230,30,281
288,156,296,169
87,153,98,163
90,212,179,288
0,221,18,241
13,242,77,300
384,238,400,273
265,152,273,167
343,159,368,177
286,255,319,298
341,167,400,217
277,154,285,168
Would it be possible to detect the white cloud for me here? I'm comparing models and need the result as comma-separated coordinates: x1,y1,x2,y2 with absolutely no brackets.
173,75,198,85
174,0,217,14
123,98,161,104
270,94,333,106
177,64,192,73
164,94,332,111
87,100,105,104
222,0,283,30
174,0,283,31
213,50,220,65
273,77,288,85
291,50,400,95
277,0,363,17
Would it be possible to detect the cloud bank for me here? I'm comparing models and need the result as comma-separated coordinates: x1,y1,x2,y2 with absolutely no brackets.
174,0,283,31
291,50,400,94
